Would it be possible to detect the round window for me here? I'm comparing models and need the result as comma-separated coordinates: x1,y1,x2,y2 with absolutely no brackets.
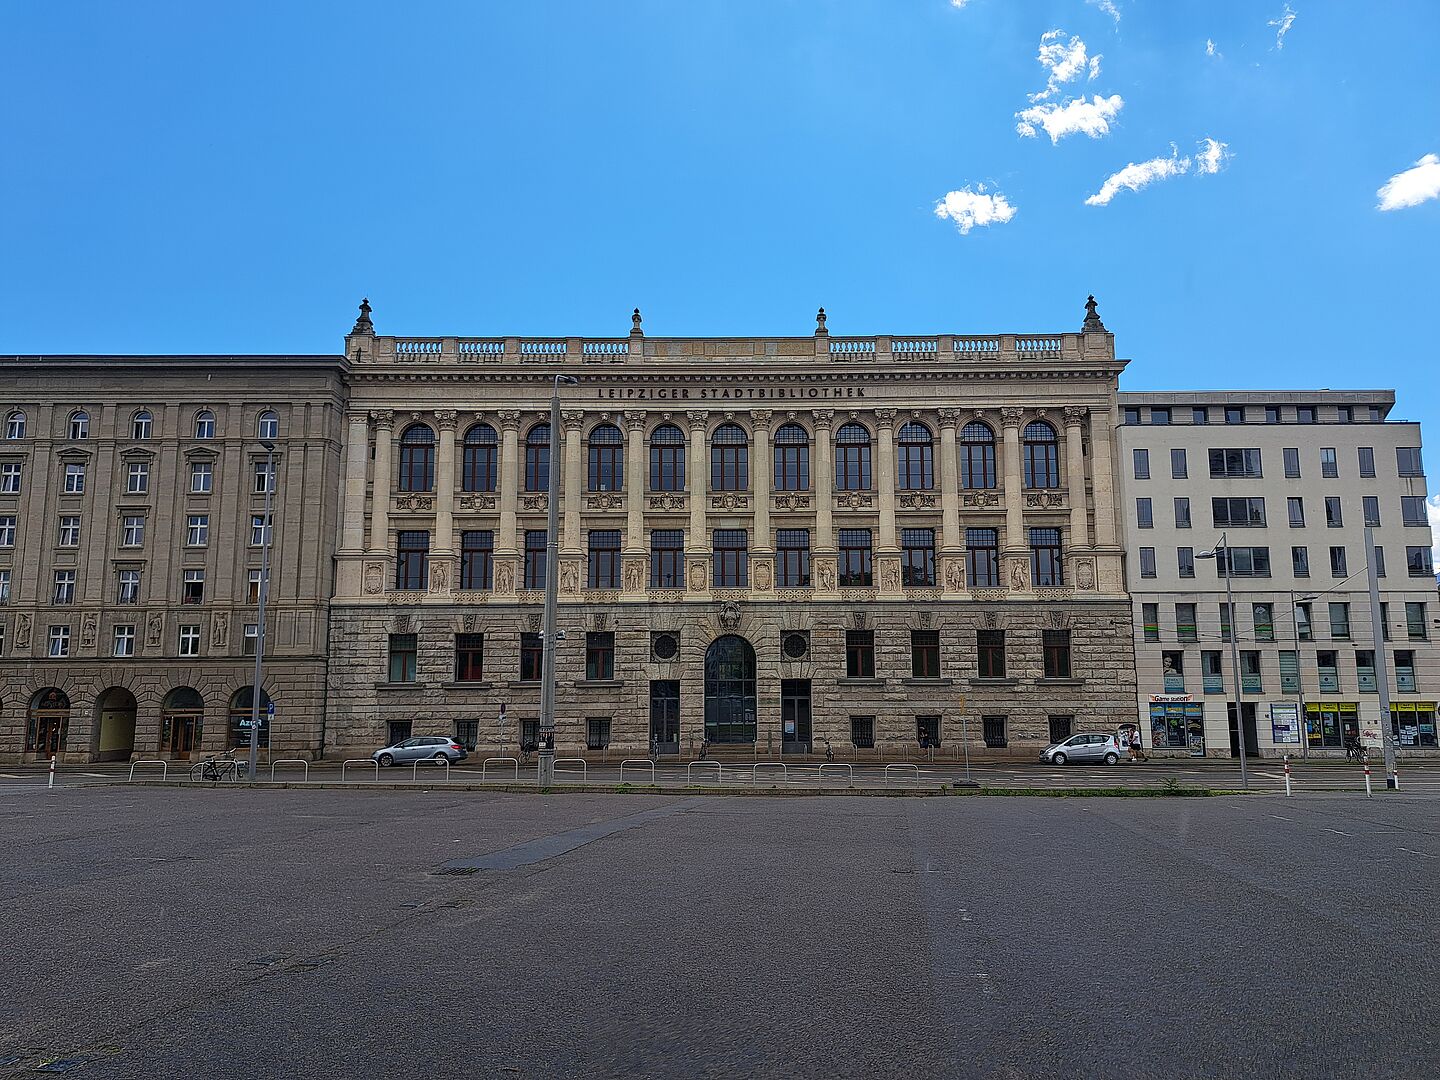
782,632,808,660
652,633,679,661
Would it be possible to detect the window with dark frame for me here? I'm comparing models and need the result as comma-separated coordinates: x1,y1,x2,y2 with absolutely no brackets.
911,629,940,678
1023,421,1059,488
587,424,624,492
588,529,622,588
916,715,942,748
850,716,875,749
650,529,685,588
395,530,430,590
966,527,999,587
838,529,873,587
978,629,1006,678
835,423,872,491
586,717,612,750
776,528,811,588
901,528,936,587
648,424,685,492
1170,448,1187,478
388,633,417,683
454,633,484,681
520,632,544,681
398,424,436,492
461,530,494,590
524,424,550,492
710,423,749,492
845,629,875,678
585,631,615,681
712,529,748,587
982,715,1008,748
897,422,934,490
960,422,996,489
772,423,810,492
524,530,547,590
1030,527,1063,586
462,424,498,492
1208,448,1263,478
1042,629,1072,678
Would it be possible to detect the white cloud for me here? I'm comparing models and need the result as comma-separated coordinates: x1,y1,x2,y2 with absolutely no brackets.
949,0,970,7
1268,4,1297,49
1016,94,1124,143
1085,138,1228,205
933,184,1018,235
1088,0,1121,25
1205,38,1220,58
1030,31,1100,102
1429,495,1440,570
1195,138,1229,175
1377,153,1440,211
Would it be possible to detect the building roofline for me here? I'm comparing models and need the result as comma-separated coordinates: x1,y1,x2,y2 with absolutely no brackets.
1119,389,1396,404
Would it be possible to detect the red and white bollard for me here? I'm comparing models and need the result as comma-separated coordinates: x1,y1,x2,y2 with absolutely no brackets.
47,755,56,790
1363,755,1372,799
1283,755,1292,798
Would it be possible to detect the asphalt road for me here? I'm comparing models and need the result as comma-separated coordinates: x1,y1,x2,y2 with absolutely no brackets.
2,787,1437,1079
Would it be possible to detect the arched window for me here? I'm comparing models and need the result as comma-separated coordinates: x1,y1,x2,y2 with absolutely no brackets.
897,421,934,491
525,424,551,492
961,421,996,489
4,411,24,440
257,410,279,440
648,424,685,492
587,424,624,492
194,409,216,439
1023,420,1059,489
710,423,749,492
704,635,757,745
398,423,436,492
835,423,872,491
68,410,89,441
462,423,498,492
772,423,810,492
131,410,152,440
228,687,272,749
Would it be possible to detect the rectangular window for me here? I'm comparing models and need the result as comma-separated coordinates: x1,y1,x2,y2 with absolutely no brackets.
0,568,9,604
1253,602,1275,641
178,624,200,657
981,715,1008,749
850,716,875,750
1297,405,1316,424
395,530,429,590
1132,448,1150,479
113,624,135,658
460,530,494,590
186,514,209,547
0,463,22,494
1320,448,1338,478
0,515,14,546
1136,497,1153,528
1401,496,1429,526
1150,407,1171,425
1192,406,1209,425
182,569,205,605
775,529,810,588
1283,447,1300,478
388,633,417,682
253,460,277,494
63,463,85,493
1364,500,1382,533
117,569,141,604
455,633,484,681
190,462,213,493
1162,650,1185,692
1406,602,1428,640
452,720,479,752
1396,447,1424,477
978,629,1006,677
1177,603,1198,641
1316,652,1339,694
911,629,940,678
247,569,264,604
713,528,749,588
524,530,547,590
1241,651,1262,693
48,625,69,657
1048,715,1074,742
1042,630,1071,679
58,516,81,547
243,623,258,655
585,631,615,681
650,529,685,589
1124,406,1142,425
52,570,75,605
1177,546,1195,578
250,514,272,547
1296,602,1313,641
126,462,149,493
1329,602,1351,640
1202,650,1224,693
1142,603,1159,642
1265,405,1280,424
122,515,146,547
1325,496,1344,528
520,632,544,681
1394,651,1416,693
1216,546,1271,578
1279,650,1299,692
845,629,875,678
1139,547,1156,578
917,715,942,748
837,529,872,588
1166,498,1189,533
966,528,999,588
1356,650,1377,693
1225,406,1244,425
1030,528,1063,586
1358,447,1375,478
1288,497,1305,527
1329,546,1347,577
586,717,612,751
1337,405,1353,424
1293,545,1310,577
1212,497,1267,528
587,529,622,589
1219,602,1233,643
1170,448,1187,479
1409,546,1436,578
901,528,936,587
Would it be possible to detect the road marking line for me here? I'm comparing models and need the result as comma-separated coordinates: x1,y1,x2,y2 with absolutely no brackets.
1398,848,1437,859
1268,815,1295,822
1325,828,1354,837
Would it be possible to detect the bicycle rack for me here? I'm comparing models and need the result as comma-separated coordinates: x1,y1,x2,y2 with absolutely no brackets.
817,762,854,788
127,760,168,782
686,760,722,785
618,759,655,784
342,758,379,782
554,758,587,782
884,763,921,788
481,756,519,781
752,762,788,785
410,757,451,782
269,759,310,783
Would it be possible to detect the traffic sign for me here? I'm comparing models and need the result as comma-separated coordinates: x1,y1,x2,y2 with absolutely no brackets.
266,701,276,716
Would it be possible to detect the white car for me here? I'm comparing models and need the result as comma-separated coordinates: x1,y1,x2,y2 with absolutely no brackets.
1040,733,1122,766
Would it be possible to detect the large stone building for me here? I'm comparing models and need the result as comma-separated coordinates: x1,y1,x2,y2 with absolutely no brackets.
325,299,1137,760
0,355,345,764
1117,390,1437,757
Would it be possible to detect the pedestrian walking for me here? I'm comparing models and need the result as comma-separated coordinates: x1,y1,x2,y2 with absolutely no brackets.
1130,727,1147,763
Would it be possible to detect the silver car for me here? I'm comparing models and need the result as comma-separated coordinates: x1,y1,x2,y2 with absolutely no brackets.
372,736,468,767
1039,733,1121,766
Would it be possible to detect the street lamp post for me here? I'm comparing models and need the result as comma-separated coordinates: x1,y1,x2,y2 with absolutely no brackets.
1197,533,1248,790
538,374,578,786
1291,590,1317,760
1363,525,1399,788
247,440,276,782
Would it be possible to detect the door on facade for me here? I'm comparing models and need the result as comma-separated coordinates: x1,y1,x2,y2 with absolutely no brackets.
781,679,811,755
95,687,138,762
1227,702,1260,758
650,680,680,755
704,636,757,745
27,688,70,759
160,687,205,760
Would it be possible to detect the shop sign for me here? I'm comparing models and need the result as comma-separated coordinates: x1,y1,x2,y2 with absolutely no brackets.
1269,703,1301,745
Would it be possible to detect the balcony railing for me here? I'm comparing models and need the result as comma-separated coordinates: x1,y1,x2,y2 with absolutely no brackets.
1203,674,1224,694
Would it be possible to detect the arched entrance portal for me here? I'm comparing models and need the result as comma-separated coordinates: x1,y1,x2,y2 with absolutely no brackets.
160,687,204,760
704,635,757,745
95,687,138,762
228,688,272,749
27,688,70,759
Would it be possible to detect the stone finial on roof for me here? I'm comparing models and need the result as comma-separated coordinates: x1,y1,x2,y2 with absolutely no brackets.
815,307,828,335
1082,294,1106,333
351,297,375,336
631,308,643,334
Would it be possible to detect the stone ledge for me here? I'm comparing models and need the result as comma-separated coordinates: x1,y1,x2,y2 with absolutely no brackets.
968,677,1019,688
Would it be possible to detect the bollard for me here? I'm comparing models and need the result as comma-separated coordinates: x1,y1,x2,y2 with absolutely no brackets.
1389,759,1400,792
1283,755,1291,798
48,756,56,790
1363,756,1372,799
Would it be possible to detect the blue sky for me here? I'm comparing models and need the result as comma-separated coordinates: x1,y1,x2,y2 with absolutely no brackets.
1,1,1437,548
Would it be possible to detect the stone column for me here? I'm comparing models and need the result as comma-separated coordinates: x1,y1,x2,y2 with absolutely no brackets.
1063,406,1090,548
339,411,370,554
1000,407,1025,552
367,411,394,554
875,408,898,551
495,410,522,595
433,410,458,554
560,411,584,595
750,410,773,551
1090,406,1118,547
624,410,646,552
812,409,835,591
686,410,709,589
937,409,964,594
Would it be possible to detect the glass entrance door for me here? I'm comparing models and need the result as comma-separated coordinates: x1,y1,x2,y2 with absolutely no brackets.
704,636,757,744
161,712,202,760
650,680,680,755
781,679,811,754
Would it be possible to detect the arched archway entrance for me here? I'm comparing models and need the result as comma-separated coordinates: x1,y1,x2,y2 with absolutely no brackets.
27,688,70,759
95,687,137,762
228,687,272,750
704,635,757,745
160,687,204,759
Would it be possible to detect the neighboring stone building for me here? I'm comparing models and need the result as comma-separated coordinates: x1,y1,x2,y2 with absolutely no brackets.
326,299,1137,760
1117,390,1437,757
0,355,346,764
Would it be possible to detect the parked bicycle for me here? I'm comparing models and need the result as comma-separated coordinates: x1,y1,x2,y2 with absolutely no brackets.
1343,738,1367,764
821,737,835,761
191,750,247,782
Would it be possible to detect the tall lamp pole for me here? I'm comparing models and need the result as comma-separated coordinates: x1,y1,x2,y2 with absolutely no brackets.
1197,533,1248,790
1291,591,1316,759
1363,525,1399,788
539,375,578,784
247,440,276,782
